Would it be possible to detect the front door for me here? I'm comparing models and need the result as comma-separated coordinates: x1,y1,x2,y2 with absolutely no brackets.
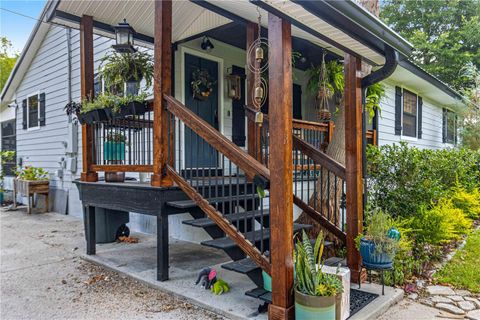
184,53,219,168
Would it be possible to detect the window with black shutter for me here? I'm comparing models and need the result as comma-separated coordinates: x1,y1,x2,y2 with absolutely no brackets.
443,109,457,144
25,93,46,129
402,89,417,137
1,119,16,176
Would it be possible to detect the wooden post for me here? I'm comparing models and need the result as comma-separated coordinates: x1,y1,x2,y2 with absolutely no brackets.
80,15,98,182
246,22,262,161
151,0,173,187
268,14,294,320
344,54,364,283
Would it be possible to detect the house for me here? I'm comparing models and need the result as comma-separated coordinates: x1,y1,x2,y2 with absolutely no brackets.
0,1,466,318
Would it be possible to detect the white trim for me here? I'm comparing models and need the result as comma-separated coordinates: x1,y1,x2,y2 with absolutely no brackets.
179,46,225,170
26,91,41,131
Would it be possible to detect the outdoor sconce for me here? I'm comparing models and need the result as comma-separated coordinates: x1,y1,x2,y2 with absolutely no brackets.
112,19,137,53
226,72,242,101
201,36,214,52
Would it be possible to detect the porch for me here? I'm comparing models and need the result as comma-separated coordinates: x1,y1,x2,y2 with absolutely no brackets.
46,0,412,318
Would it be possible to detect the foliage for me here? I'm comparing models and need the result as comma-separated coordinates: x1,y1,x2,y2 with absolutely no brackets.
0,151,15,192
449,184,480,219
15,166,49,181
105,132,127,143
381,0,480,90
99,51,154,91
0,37,18,92
459,63,480,150
294,230,343,297
307,60,344,102
367,142,480,219
80,92,147,114
356,208,399,258
435,229,480,293
365,83,385,121
409,199,472,245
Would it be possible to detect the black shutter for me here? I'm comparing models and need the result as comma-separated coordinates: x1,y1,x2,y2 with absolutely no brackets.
454,114,458,145
39,93,46,126
231,65,246,147
417,96,423,139
394,86,402,135
22,99,27,129
442,108,447,143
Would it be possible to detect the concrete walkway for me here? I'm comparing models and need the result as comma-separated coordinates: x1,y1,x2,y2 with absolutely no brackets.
0,208,223,320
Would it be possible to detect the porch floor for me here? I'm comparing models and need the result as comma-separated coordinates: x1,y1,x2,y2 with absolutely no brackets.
83,231,404,320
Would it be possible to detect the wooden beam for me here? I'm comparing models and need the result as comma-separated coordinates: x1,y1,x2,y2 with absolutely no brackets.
344,53,364,283
152,0,173,187
246,22,261,161
80,15,98,182
267,14,294,320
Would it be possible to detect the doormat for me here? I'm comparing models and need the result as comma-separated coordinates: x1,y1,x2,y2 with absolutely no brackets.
349,288,379,318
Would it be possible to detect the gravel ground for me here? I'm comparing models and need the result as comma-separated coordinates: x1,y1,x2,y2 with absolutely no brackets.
0,207,225,320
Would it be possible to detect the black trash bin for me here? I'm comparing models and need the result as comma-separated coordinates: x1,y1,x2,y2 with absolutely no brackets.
95,207,130,243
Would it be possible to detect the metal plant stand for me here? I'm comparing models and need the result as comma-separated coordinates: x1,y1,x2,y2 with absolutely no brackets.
358,264,395,295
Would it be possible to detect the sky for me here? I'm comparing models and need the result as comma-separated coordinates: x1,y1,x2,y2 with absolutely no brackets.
0,0,46,54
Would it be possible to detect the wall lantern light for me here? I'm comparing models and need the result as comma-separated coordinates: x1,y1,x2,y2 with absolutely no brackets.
201,36,215,52
226,71,242,101
112,19,137,53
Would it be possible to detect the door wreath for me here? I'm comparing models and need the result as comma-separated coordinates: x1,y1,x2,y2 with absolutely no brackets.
191,68,216,101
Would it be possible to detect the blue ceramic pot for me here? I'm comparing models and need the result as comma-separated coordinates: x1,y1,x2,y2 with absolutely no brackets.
359,238,393,269
104,141,125,161
295,290,336,320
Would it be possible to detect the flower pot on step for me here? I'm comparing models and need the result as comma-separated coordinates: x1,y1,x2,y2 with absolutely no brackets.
295,289,336,320
359,238,393,269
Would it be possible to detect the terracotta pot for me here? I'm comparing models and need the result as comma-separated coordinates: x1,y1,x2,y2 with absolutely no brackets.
105,172,125,183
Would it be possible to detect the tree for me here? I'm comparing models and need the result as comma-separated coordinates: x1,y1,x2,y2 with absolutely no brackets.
0,37,18,92
380,0,480,90
460,62,480,150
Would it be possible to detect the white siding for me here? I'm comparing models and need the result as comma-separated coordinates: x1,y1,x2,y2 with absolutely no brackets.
377,82,453,150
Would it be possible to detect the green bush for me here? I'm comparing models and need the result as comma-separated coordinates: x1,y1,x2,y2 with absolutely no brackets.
449,185,480,219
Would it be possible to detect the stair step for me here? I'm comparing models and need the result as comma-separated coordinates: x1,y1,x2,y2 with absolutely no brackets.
222,258,260,274
324,256,347,267
245,287,272,303
201,224,311,250
166,194,263,210
183,209,270,228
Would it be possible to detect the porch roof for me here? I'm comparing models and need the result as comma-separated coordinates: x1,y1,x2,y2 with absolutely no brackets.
45,0,413,66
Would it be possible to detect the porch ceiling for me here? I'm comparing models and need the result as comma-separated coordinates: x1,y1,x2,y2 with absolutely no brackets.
47,0,412,66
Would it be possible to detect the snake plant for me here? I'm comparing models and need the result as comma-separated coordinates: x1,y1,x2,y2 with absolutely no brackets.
294,230,343,297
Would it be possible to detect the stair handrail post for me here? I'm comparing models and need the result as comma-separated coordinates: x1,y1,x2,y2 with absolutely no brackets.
80,15,98,182
344,53,364,283
152,0,173,187
267,13,295,320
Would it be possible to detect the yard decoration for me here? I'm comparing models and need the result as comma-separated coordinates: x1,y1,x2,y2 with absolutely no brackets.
356,208,400,269
191,68,216,101
195,267,230,295
294,230,343,319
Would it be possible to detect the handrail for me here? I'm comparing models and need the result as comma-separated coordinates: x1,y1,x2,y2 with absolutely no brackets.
292,136,346,179
263,114,329,132
164,94,270,180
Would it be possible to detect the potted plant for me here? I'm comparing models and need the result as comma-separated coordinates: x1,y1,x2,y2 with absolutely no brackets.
64,101,82,124
0,151,15,204
356,208,400,269
295,230,343,319
99,51,153,96
104,132,126,182
15,166,50,213
113,92,148,118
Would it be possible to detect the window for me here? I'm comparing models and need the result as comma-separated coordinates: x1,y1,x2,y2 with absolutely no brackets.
402,89,417,137
443,109,457,144
27,93,39,128
1,119,16,176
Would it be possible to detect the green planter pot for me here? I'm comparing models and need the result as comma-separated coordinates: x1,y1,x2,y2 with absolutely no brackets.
104,141,125,161
295,290,336,320
262,270,297,292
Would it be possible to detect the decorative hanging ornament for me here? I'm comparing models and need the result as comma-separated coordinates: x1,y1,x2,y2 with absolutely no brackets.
317,52,332,121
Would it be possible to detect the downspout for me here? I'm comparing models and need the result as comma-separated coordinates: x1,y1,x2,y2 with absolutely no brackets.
361,46,398,214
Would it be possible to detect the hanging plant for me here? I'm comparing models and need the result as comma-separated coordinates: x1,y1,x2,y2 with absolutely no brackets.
365,82,385,122
191,68,216,101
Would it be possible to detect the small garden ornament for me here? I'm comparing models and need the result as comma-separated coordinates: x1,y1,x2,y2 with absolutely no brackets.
194,267,230,295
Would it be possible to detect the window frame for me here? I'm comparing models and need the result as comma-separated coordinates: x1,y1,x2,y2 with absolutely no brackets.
1,119,16,176
401,88,419,140
26,91,41,131
444,109,457,145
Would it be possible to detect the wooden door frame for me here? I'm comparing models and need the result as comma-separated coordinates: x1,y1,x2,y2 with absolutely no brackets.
178,46,224,170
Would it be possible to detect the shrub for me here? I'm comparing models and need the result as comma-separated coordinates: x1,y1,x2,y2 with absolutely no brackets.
409,199,472,245
449,185,480,219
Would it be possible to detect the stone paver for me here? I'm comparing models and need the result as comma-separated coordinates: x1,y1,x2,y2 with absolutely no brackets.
426,285,456,296
465,298,480,309
408,293,418,300
447,295,465,302
456,290,472,296
435,303,465,315
459,301,477,312
430,296,452,304
467,310,480,320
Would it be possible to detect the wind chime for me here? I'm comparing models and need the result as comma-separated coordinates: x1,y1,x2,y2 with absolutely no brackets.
317,52,332,121
247,8,269,124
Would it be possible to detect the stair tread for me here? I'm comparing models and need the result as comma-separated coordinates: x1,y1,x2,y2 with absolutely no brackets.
245,287,272,303
222,258,260,274
166,194,263,209
201,224,311,250
183,209,270,228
